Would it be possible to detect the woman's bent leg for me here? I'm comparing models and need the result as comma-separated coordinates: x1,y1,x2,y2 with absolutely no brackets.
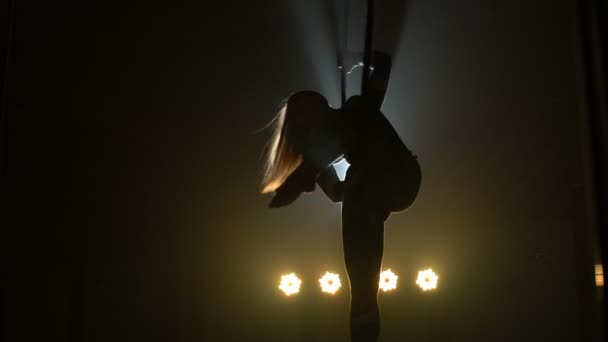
342,206,386,342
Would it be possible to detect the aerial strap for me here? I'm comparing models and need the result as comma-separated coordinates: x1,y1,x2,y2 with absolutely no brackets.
339,0,350,107
361,0,375,96
338,0,376,107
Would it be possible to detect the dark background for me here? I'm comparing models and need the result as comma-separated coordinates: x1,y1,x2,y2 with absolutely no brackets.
2,0,606,341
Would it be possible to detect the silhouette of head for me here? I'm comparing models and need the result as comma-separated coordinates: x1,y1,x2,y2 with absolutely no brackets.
260,91,343,194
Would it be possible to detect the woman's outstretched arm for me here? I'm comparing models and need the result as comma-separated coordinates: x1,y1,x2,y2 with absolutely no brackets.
317,166,344,203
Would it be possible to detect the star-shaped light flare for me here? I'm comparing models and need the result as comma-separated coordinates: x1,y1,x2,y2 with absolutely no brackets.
416,268,439,291
319,272,342,295
279,273,302,296
379,269,399,292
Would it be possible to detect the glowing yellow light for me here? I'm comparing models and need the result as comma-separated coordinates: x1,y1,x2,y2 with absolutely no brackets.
319,272,342,294
279,273,302,296
416,268,439,291
595,264,604,287
379,269,398,292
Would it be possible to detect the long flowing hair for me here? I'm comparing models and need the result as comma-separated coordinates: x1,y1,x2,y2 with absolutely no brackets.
260,91,328,194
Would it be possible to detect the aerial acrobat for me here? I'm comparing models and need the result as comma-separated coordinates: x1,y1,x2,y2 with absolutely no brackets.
260,1,421,341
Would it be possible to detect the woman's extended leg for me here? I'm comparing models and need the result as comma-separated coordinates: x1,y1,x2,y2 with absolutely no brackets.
342,203,387,342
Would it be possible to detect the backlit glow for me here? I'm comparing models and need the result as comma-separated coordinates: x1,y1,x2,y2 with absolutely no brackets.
333,158,350,181
416,268,439,291
596,264,604,287
319,272,342,294
279,273,302,296
379,269,398,292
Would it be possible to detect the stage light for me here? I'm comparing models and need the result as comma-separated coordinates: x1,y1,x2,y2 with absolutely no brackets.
379,269,398,292
319,271,342,294
416,268,439,291
595,264,604,287
279,273,302,296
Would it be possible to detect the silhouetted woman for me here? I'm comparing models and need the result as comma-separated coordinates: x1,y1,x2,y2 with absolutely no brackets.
260,57,421,342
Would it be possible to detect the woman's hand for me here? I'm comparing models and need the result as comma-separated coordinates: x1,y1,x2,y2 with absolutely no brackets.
268,162,318,208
